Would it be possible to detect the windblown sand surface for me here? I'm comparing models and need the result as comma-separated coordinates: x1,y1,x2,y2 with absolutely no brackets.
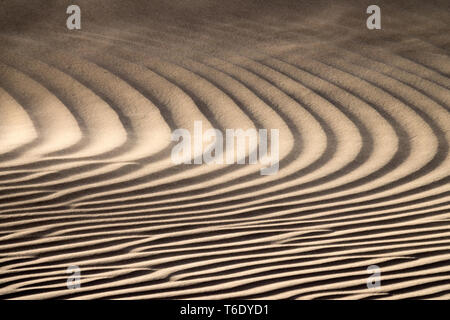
0,0,449,299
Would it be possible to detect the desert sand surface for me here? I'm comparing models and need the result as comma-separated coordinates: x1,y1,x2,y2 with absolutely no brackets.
0,0,449,299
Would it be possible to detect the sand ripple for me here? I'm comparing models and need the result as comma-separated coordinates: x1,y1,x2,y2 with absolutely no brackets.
0,0,449,299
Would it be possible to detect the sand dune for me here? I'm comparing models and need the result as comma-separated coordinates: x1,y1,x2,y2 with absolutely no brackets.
0,0,449,299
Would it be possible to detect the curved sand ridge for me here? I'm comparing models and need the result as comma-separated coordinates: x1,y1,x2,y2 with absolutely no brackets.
0,0,449,299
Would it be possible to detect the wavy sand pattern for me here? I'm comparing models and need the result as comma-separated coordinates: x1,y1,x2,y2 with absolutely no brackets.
0,0,449,299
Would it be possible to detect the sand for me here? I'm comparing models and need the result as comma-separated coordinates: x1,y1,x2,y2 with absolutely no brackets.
0,0,449,299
